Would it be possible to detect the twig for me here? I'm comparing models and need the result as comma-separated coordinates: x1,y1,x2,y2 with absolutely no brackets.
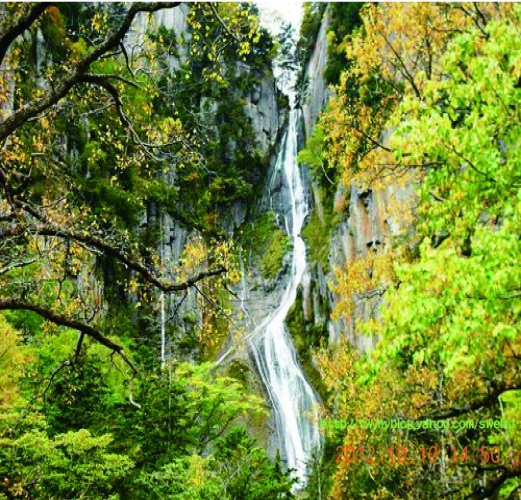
448,144,497,183
208,3,240,42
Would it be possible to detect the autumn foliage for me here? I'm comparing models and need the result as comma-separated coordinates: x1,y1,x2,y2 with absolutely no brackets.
305,3,521,499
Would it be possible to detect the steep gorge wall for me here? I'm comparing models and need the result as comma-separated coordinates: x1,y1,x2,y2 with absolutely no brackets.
17,4,285,362
298,7,404,354
129,7,285,360
301,7,330,140
128,6,281,259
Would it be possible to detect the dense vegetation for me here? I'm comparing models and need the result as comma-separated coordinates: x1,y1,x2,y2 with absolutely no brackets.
0,3,295,499
2,2,520,499
299,3,520,499
0,315,295,499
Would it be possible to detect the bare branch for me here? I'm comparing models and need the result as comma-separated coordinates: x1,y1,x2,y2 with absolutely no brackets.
194,283,234,322
128,376,141,409
382,33,422,100
111,351,141,409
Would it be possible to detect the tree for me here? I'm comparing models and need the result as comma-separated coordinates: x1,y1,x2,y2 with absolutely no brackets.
0,317,290,499
0,3,260,383
0,5,294,499
308,3,520,499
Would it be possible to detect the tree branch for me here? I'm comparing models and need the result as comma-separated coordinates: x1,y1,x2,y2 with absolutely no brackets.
0,298,137,374
466,469,519,500
428,383,521,420
208,3,240,42
0,3,50,67
41,360,71,400
73,332,85,366
83,73,140,89
2,220,227,293
35,224,228,292
382,33,422,100
119,42,135,77
350,120,393,153
0,258,36,276
455,4,489,40
80,74,131,127
0,2,180,143
79,74,193,162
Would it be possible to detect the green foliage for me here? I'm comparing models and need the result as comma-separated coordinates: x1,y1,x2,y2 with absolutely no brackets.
259,228,291,280
0,3,291,498
148,26,179,57
275,23,299,74
42,353,125,435
297,3,327,70
239,211,291,280
324,2,364,85
0,322,294,499
40,6,70,61
298,121,338,191
301,188,339,271
137,428,295,500
293,3,327,103
3,310,44,338
316,6,521,499
0,422,133,500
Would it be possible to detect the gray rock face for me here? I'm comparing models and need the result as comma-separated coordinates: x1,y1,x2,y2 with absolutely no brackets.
120,5,284,358
153,6,190,36
327,184,393,350
126,5,190,72
297,7,414,353
243,75,280,156
199,97,219,134
233,141,298,334
301,8,332,137
0,59,15,117
219,200,248,235
35,28,47,89
251,82,262,104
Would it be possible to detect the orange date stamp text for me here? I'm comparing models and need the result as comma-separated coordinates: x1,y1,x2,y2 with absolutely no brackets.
335,444,519,466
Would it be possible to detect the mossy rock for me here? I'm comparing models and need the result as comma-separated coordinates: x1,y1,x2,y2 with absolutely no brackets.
238,211,291,280
285,287,329,400
259,229,291,280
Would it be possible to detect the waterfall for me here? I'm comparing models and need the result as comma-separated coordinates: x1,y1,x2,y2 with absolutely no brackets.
251,109,321,487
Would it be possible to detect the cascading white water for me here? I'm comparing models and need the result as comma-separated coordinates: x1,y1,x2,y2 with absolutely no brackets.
251,109,321,487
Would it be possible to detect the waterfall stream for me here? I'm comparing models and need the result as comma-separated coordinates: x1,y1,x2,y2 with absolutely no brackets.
251,109,321,487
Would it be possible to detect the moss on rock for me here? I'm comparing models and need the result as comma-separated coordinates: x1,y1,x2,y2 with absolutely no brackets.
239,211,291,280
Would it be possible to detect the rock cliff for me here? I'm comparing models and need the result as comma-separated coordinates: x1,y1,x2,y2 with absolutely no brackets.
299,7,407,355
17,3,286,362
